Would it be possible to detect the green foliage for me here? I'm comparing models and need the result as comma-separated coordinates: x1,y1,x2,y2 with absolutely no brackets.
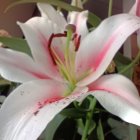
0,37,31,56
114,52,133,78
61,108,85,118
97,119,104,140
129,124,137,140
77,119,96,136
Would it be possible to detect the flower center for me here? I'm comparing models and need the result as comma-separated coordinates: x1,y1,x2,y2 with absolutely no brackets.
48,24,81,90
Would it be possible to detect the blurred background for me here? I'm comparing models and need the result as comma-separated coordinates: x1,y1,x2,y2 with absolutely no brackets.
0,0,134,37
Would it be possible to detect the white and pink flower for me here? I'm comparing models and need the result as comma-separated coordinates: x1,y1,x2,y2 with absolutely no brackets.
0,2,140,140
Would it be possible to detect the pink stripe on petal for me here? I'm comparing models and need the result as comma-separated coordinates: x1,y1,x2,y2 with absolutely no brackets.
77,14,140,86
89,74,140,126
94,19,136,69
0,48,49,83
5,58,49,80
90,87,139,108
30,72,49,79
93,34,116,70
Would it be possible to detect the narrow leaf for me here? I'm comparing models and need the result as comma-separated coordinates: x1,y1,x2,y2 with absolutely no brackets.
77,119,85,135
77,119,96,136
114,52,133,78
88,120,96,135
114,52,131,65
129,124,137,140
97,119,104,140
0,37,31,55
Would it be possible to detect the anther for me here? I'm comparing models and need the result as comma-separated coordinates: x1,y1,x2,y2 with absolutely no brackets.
48,32,67,65
75,35,81,51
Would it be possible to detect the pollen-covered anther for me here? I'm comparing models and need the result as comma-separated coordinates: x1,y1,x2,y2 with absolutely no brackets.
48,32,67,65
72,33,81,51
75,35,81,51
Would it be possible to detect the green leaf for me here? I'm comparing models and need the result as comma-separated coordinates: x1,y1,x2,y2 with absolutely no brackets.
0,37,31,55
6,0,101,27
88,120,96,135
39,114,66,140
114,52,133,78
61,108,85,118
97,119,104,140
129,124,137,140
77,119,85,135
114,52,132,65
77,119,96,136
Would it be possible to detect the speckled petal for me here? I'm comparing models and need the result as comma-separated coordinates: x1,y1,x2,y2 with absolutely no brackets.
0,79,88,140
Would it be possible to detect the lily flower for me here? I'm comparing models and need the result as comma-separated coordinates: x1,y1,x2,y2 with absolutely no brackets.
1,3,140,140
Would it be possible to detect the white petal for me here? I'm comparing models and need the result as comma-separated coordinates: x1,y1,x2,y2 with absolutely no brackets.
0,79,88,140
0,48,48,83
89,74,140,126
68,11,88,39
71,0,83,8
18,17,63,81
129,3,137,15
76,14,140,86
37,3,67,29
0,95,6,103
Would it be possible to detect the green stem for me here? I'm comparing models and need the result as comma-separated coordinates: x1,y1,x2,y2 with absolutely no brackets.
81,98,97,140
108,0,113,17
119,50,140,74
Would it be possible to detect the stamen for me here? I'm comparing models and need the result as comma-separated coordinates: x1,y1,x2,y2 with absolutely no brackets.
72,33,81,51
48,34,56,65
47,28,78,85
72,33,77,40
48,32,67,65
75,35,81,51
